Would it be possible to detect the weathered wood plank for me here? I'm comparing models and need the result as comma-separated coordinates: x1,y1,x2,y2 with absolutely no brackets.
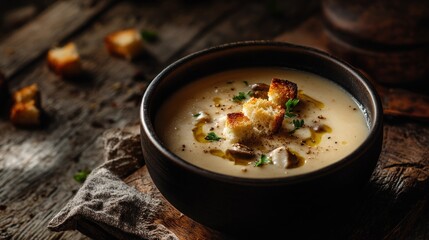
0,0,114,78
347,122,429,240
0,1,58,42
0,1,240,239
180,0,318,58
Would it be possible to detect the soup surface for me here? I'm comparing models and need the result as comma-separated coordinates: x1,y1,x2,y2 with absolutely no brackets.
156,68,369,178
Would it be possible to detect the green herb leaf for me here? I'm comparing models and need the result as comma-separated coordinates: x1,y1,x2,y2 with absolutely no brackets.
243,81,249,86
290,119,304,133
141,30,159,43
232,92,247,102
193,113,201,118
254,154,272,167
285,112,296,118
205,132,221,142
74,169,91,183
285,98,300,118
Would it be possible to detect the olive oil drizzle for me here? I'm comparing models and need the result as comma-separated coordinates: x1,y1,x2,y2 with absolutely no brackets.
298,90,324,109
192,121,209,143
209,149,250,166
213,97,222,106
305,124,332,147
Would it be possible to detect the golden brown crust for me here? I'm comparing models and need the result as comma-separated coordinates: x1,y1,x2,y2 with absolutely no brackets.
10,100,40,127
226,112,251,128
224,112,254,143
47,43,82,77
104,29,144,60
268,78,298,107
13,83,40,105
10,84,42,127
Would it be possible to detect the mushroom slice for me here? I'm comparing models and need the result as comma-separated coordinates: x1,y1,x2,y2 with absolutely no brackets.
250,83,269,99
250,83,270,92
269,147,304,169
268,146,288,169
226,143,255,159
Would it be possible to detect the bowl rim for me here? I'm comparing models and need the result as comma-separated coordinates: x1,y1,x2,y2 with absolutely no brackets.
140,40,383,185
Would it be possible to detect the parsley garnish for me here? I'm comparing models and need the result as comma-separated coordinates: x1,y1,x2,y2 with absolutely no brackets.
243,81,249,86
205,132,221,141
232,91,253,102
254,154,272,167
141,30,159,43
193,113,201,118
285,98,300,118
74,169,91,183
290,119,304,133
232,92,247,102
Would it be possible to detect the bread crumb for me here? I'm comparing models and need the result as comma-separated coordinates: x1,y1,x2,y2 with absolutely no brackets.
268,78,297,107
104,29,144,60
223,112,253,143
242,97,284,135
47,43,82,77
10,100,40,126
10,84,42,127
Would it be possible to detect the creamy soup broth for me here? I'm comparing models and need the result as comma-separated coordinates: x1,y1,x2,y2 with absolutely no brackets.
156,68,369,178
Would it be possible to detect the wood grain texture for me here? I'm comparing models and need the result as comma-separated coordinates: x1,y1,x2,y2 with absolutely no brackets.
0,0,115,79
180,0,318,58
0,1,240,239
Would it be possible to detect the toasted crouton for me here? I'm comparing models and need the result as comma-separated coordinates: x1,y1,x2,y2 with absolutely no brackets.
223,112,254,143
13,83,40,105
243,97,285,135
11,84,42,127
104,29,144,60
268,78,298,107
47,43,82,77
10,100,40,126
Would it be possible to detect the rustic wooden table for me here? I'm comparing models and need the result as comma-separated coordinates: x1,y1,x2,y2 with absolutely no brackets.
0,1,428,239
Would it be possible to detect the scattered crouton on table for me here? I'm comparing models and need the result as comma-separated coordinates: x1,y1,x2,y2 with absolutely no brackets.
10,84,42,127
47,43,82,78
104,29,144,60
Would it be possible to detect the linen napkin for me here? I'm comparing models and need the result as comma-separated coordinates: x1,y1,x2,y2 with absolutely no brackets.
48,125,178,240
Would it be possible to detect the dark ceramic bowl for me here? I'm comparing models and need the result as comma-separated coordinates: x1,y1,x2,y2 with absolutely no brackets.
140,41,383,234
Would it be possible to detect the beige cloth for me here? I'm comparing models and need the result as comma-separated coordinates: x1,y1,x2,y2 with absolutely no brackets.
48,126,178,240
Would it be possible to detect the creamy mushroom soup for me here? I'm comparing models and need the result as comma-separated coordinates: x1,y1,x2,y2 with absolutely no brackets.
156,68,369,178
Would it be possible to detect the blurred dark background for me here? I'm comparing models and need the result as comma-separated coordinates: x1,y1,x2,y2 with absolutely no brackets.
0,0,58,40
